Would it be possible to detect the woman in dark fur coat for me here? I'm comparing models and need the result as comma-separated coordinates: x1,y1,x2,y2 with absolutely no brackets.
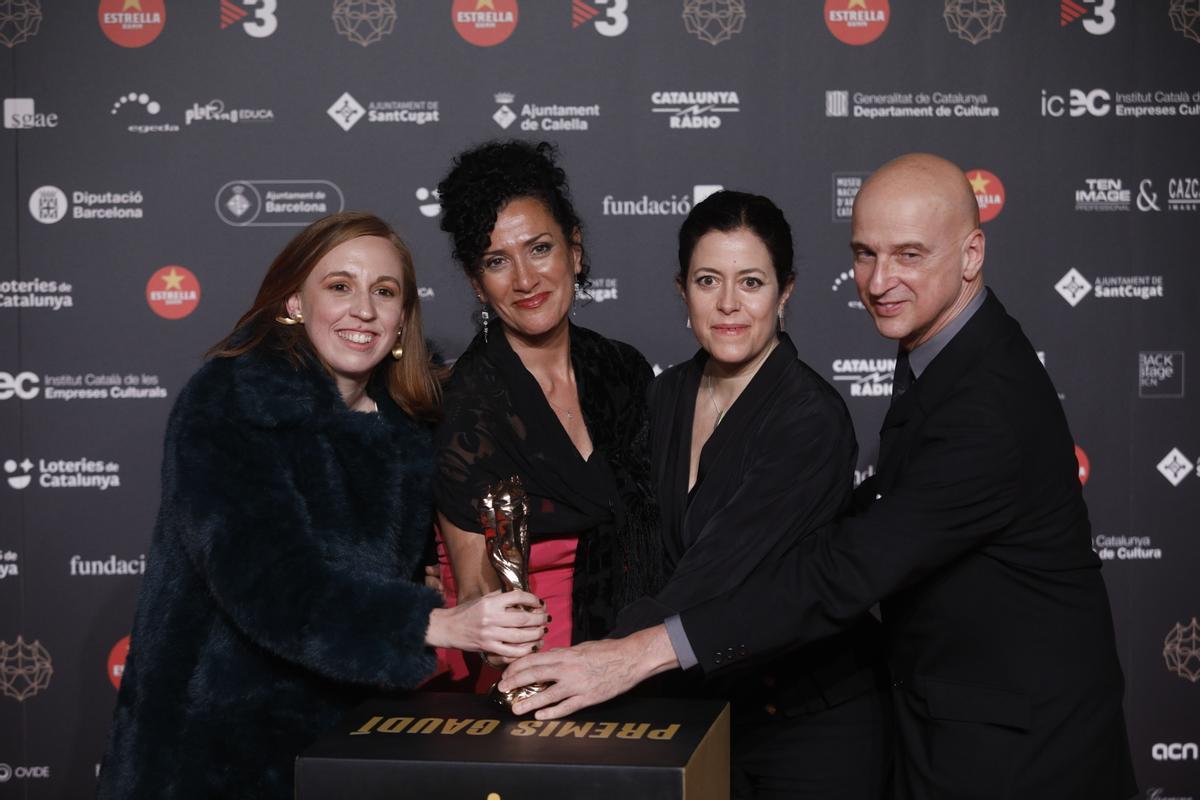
97,212,548,800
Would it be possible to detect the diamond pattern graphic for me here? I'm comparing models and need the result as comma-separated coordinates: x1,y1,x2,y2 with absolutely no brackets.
1156,447,1194,487
0,636,53,701
1054,268,1092,306
332,0,397,47
682,0,745,46
0,0,42,48
327,92,366,131
1164,618,1200,682
944,0,1007,44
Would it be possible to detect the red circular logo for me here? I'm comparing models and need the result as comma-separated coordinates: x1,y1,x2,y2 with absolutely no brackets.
108,635,130,689
99,0,166,48
1075,444,1090,486
452,0,518,47
967,168,1005,223
825,0,889,45
146,265,201,320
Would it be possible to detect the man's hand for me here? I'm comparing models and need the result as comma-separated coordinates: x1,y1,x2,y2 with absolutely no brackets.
498,625,679,719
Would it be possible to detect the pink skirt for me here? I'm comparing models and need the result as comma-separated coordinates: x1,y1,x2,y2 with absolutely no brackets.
429,531,577,693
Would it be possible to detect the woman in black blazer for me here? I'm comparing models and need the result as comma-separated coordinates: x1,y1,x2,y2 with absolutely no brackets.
619,191,891,798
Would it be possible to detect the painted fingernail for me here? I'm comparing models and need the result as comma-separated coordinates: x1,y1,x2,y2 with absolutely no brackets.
546,615,553,623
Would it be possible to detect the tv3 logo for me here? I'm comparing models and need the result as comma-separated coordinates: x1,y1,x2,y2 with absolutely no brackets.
221,0,277,38
1062,0,1115,35
574,0,628,37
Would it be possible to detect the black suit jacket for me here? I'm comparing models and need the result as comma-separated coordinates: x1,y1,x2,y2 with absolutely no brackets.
678,290,1136,799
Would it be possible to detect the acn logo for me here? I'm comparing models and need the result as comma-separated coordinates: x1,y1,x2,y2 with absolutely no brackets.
1152,742,1199,761
0,372,40,400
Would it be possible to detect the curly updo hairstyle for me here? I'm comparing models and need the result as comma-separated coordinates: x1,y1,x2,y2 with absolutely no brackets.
437,140,590,288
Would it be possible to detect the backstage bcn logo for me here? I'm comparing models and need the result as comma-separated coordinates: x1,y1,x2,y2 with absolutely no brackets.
146,265,200,319
944,0,1006,44
1054,267,1164,307
219,0,277,38
968,169,1005,222
332,0,395,46
825,0,888,45
1061,0,1116,35
651,90,739,130
453,0,518,47
99,0,165,48
572,0,628,37
1140,351,1185,398
0,637,52,701
491,92,599,132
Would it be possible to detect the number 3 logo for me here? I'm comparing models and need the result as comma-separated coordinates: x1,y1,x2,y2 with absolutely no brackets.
243,0,278,38
593,0,628,37
1083,0,1115,35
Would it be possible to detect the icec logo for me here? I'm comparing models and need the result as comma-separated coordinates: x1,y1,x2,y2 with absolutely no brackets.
0,372,40,400
1041,88,1111,117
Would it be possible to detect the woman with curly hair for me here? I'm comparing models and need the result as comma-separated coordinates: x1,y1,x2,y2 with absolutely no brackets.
432,141,663,685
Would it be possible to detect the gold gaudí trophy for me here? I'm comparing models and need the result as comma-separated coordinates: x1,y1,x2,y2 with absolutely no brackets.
479,477,550,708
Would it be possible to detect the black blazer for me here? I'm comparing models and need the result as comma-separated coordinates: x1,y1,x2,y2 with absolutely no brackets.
678,291,1136,799
617,334,884,716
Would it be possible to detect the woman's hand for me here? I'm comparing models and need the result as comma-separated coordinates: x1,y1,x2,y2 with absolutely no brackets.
425,589,548,657
423,564,444,597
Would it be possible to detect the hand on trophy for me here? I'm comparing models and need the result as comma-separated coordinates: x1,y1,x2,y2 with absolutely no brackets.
425,589,547,656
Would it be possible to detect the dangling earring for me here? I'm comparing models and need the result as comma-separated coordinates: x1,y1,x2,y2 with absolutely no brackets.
481,307,490,343
777,306,785,332
572,282,579,317
276,310,303,325
685,316,691,329
391,328,404,360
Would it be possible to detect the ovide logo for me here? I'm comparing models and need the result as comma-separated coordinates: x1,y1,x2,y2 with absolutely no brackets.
453,0,519,47
146,265,200,319
98,0,166,48
108,635,130,689
967,169,1005,223
825,0,889,46
1075,444,1090,485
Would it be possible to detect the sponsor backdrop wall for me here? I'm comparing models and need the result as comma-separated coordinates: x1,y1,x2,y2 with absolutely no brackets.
2,0,1198,796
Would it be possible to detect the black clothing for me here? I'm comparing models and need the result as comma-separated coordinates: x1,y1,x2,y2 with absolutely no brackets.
680,291,1137,799
98,350,442,800
618,334,890,798
434,323,663,642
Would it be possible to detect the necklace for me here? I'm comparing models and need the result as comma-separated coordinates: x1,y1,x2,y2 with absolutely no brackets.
703,338,780,432
704,375,725,431
545,395,576,421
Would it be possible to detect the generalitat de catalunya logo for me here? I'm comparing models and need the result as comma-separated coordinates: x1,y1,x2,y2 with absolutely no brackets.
453,0,518,47
968,168,1005,222
99,0,166,48
146,265,200,319
825,0,889,46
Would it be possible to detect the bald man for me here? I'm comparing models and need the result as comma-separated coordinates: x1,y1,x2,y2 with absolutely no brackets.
502,154,1136,799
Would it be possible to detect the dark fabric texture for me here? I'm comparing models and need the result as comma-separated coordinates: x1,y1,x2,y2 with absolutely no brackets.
679,290,1137,799
97,349,442,800
434,323,664,643
616,334,890,795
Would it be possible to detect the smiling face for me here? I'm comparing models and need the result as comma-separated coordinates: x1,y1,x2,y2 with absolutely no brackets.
472,196,581,346
286,235,406,402
850,155,985,351
682,228,792,374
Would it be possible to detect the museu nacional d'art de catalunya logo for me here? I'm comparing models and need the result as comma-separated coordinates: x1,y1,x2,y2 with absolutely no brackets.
98,0,166,48
453,0,518,47
825,0,889,46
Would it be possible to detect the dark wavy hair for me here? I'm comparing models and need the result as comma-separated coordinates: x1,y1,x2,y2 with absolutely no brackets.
437,140,590,286
677,190,795,288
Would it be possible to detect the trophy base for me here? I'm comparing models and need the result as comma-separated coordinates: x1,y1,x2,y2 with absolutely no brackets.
489,680,551,709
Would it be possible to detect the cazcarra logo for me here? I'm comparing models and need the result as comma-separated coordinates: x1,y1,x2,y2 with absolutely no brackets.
601,185,722,216
1153,742,1199,761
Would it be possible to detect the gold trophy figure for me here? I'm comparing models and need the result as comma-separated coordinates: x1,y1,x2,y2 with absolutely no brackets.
479,477,550,708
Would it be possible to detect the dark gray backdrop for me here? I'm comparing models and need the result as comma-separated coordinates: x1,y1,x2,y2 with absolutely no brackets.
2,1,1198,797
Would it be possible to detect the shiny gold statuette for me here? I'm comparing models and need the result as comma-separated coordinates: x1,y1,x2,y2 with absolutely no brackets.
479,477,550,708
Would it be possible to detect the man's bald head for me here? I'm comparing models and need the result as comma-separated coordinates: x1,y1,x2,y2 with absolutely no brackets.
856,153,980,230
849,153,986,351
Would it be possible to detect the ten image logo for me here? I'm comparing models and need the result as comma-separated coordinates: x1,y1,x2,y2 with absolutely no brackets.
28,185,67,224
967,169,1005,222
1163,618,1200,683
332,0,395,46
146,265,200,319
682,0,745,45
453,0,518,47
1075,444,1090,485
944,0,1005,44
572,0,627,36
0,0,42,47
220,0,276,37
0,636,53,701
98,0,166,48
1061,0,1116,34
108,635,130,689
825,0,889,46
1169,0,1200,44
